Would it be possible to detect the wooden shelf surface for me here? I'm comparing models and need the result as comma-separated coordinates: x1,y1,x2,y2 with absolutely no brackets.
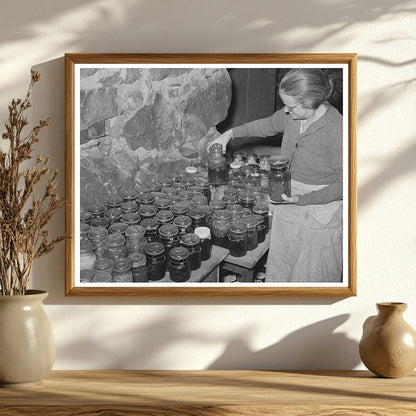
0,370,415,415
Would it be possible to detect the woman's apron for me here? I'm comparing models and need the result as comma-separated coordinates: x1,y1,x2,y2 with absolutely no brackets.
265,180,343,283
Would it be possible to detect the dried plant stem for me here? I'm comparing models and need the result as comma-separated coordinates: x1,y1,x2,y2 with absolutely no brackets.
0,71,66,295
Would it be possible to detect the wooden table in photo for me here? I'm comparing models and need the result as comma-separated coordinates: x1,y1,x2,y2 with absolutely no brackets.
1,370,415,415
221,232,271,282
159,245,229,283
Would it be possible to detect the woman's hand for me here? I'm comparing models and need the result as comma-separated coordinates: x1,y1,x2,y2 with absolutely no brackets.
206,129,233,153
281,194,300,204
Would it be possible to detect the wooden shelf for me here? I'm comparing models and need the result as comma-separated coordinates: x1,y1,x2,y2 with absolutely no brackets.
1,370,415,415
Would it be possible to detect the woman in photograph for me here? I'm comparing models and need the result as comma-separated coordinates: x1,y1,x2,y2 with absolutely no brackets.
208,68,343,282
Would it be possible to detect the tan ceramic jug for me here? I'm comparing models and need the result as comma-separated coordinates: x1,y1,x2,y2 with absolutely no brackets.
359,302,416,378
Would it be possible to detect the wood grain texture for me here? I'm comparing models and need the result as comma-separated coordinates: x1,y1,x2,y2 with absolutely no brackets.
0,370,414,416
64,53,357,297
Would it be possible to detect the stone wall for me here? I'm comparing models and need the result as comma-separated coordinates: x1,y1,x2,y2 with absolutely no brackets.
80,67,231,209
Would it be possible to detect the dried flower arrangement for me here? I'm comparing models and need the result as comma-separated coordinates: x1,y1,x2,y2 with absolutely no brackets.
0,71,66,295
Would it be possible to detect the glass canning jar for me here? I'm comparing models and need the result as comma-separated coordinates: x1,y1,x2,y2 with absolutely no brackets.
125,225,146,255
226,203,244,220
195,177,211,203
162,186,178,199
112,257,133,282
252,203,270,232
222,193,238,209
238,190,257,211
104,232,127,261
228,223,247,257
246,152,258,166
194,226,212,261
104,208,122,225
80,240,96,270
129,253,148,282
168,246,191,283
121,189,138,203
187,207,207,230
88,225,109,259
198,205,214,229
242,216,258,251
178,190,194,201
106,195,123,209
268,156,291,203
144,242,167,281
158,224,179,256
253,214,266,244
93,258,113,282
138,204,157,220
192,195,208,207
211,210,232,248
187,185,204,198
233,150,245,164
155,209,174,226
180,233,202,271
259,154,270,171
259,169,269,188
208,143,228,185
108,221,129,236
140,218,160,243
173,215,193,236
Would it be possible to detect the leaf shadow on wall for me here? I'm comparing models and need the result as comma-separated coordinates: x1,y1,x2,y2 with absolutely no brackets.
207,314,360,370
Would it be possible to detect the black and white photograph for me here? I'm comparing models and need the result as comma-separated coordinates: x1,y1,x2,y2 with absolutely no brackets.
65,54,356,296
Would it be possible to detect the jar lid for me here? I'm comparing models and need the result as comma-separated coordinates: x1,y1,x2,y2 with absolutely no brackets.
121,189,138,200
88,225,108,240
253,214,265,225
138,204,157,216
122,212,141,224
222,194,238,203
238,191,256,202
209,200,226,210
113,257,131,272
121,201,138,212
129,253,147,267
156,209,174,222
192,195,208,205
144,242,165,256
227,203,243,214
80,269,94,282
146,181,162,192
188,185,204,195
167,172,183,182
198,204,213,215
194,226,211,239
106,196,123,207
187,207,206,220
162,186,178,196
158,223,179,238
80,212,93,223
169,246,190,261
108,222,129,234
253,203,269,215
230,162,242,170
180,176,196,187
80,239,94,253
242,208,252,217
213,209,232,220
243,216,258,229
178,190,194,200
173,215,192,228
180,233,200,246
259,154,270,159
94,258,113,271
223,187,240,197
185,166,198,174
157,176,173,187
134,185,151,195
229,223,247,234
87,202,106,214
172,182,186,191
104,232,126,247
269,156,289,166
195,177,209,188
140,218,159,230
80,222,90,233
104,207,122,219
170,203,188,216
154,198,172,209
90,217,111,229
137,193,156,204
125,224,146,238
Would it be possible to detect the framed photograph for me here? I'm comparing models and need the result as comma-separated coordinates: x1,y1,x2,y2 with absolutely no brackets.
65,53,356,296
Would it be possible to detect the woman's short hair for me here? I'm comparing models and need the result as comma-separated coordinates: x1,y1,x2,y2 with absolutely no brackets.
279,68,333,109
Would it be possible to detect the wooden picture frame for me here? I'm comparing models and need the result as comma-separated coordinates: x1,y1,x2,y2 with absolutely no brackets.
65,53,357,297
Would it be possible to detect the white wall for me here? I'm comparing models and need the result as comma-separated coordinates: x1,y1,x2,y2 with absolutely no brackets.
1,0,415,370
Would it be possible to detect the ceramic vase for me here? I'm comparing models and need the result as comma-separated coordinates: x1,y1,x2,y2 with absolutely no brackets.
0,290,55,387
359,302,416,378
